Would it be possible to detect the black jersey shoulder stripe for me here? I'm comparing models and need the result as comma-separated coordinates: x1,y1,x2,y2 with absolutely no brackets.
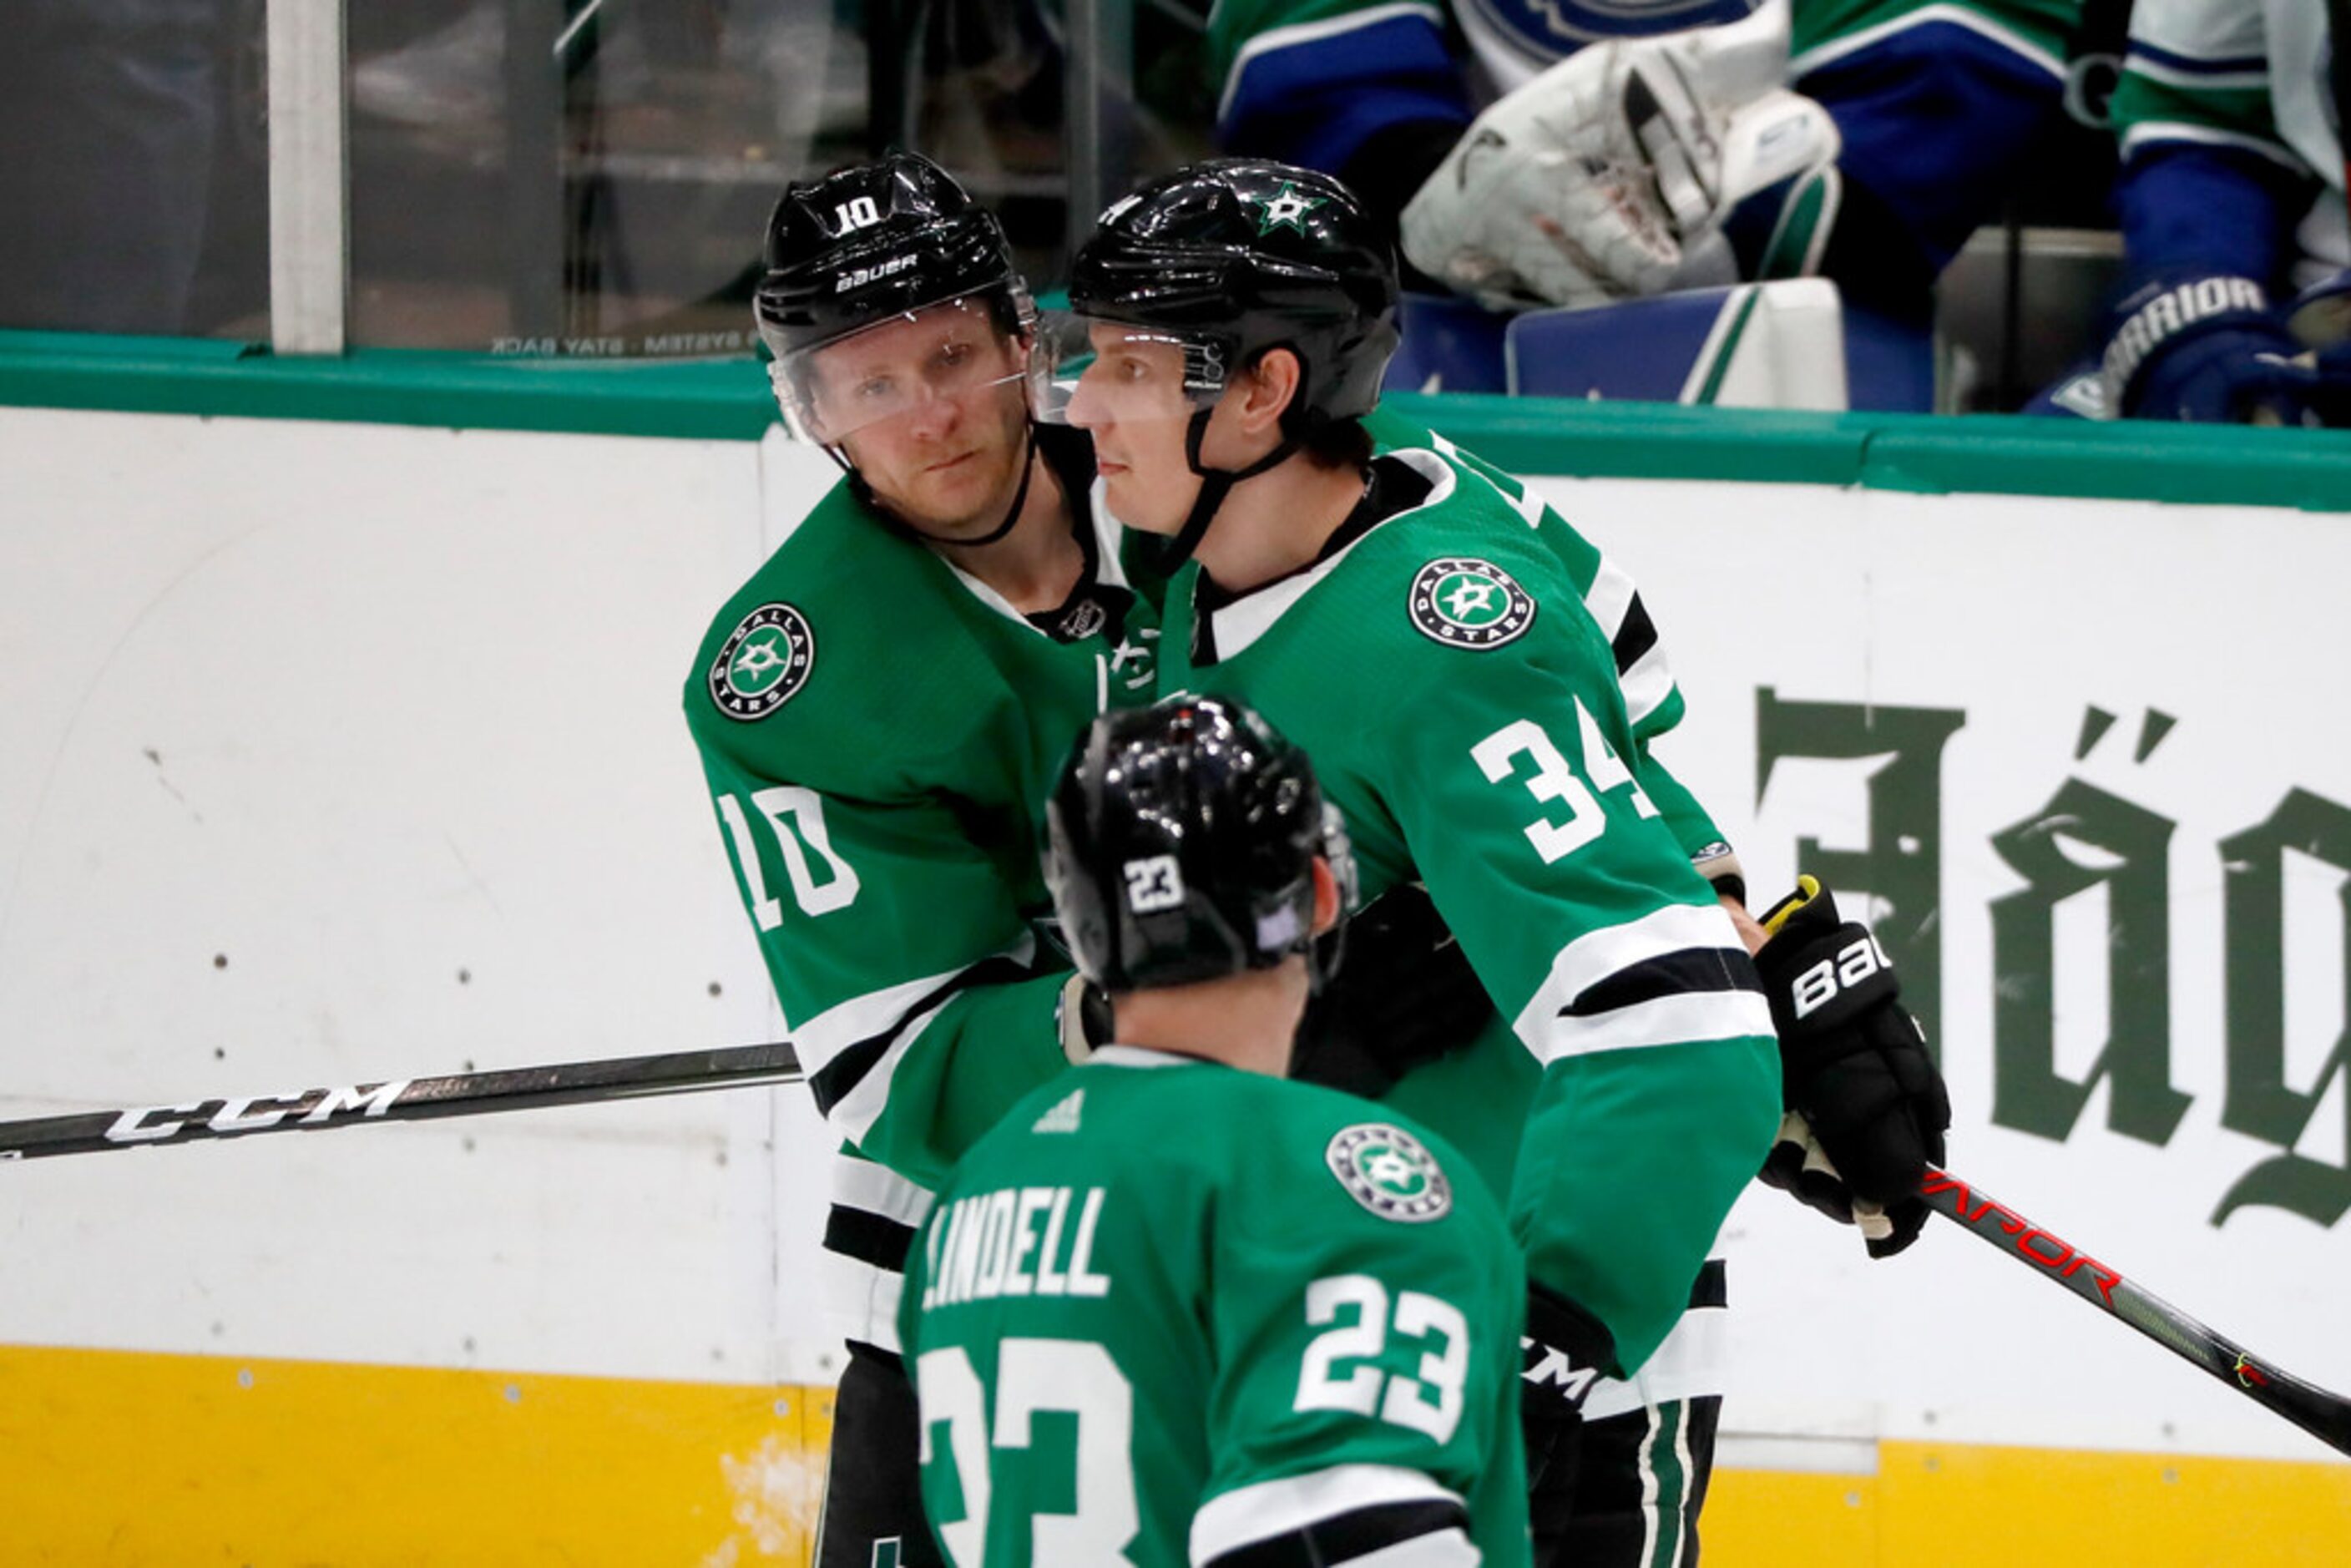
1690,1257,1729,1310
1204,1500,1472,1568
1559,945,1763,1019
807,953,1039,1117
1611,589,1660,677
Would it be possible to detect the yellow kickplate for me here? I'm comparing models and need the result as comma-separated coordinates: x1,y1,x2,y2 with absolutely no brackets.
0,1343,833,1565
1709,1439,2351,1568
13,1342,2351,1567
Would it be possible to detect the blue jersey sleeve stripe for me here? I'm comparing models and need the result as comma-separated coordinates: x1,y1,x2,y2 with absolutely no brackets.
2126,38,2271,77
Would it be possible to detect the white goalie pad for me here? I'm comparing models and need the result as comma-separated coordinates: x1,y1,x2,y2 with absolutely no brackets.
1398,0,1838,312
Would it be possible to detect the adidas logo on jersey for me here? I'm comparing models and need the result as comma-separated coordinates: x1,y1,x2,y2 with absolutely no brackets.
1032,1089,1084,1134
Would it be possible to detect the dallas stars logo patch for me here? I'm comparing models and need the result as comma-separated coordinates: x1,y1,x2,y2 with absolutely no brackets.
1247,181,1326,236
709,602,816,721
1327,1123,1452,1223
1408,557,1535,650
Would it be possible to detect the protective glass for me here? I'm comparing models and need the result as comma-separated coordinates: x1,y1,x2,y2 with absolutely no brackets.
1029,311,1228,432
768,295,1031,446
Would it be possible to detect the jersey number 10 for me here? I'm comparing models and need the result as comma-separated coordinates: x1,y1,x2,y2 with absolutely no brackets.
714,787,861,923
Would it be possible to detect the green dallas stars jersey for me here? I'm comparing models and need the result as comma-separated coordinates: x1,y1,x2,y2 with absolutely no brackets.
1157,432,1781,1376
900,1048,1532,1567
1363,408,1736,888
683,427,1161,1351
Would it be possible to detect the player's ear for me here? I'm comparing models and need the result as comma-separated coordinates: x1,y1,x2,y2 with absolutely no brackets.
1236,346,1303,435
1308,856,1341,936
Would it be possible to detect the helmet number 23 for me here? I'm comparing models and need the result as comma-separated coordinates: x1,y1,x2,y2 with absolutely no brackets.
1471,699,1656,864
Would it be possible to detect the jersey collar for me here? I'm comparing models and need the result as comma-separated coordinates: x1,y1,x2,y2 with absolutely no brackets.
1190,447,1454,665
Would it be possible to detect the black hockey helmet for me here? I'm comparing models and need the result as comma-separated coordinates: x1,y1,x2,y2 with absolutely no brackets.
755,151,1035,446
1045,694,1351,994
1062,158,1400,432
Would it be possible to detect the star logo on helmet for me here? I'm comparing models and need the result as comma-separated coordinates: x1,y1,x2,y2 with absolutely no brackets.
1248,182,1326,236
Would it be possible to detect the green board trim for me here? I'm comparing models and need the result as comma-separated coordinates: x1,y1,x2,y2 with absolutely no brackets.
5,330,2351,509
0,332,774,443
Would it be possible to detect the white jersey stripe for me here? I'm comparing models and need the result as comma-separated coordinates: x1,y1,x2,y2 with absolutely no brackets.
1192,1464,1465,1565
1584,1287,1732,1419
1580,554,1636,644
791,964,973,1075
1511,902,1766,1062
2123,50,2268,91
791,932,1036,1105
1533,989,1776,1061
832,1149,936,1229
1618,640,1676,732
2119,119,2308,173
1528,902,1746,1001
828,985,961,1146
824,1246,909,1353
1633,1403,1666,1568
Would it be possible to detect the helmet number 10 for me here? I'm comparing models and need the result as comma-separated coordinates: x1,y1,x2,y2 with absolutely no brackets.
835,195,882,231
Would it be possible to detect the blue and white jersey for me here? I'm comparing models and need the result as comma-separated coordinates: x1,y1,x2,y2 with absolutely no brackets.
2114,0,2344,286
1209,0,2075,180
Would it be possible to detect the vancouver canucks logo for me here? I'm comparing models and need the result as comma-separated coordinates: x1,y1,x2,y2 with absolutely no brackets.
709,602,815,721
1408,557,1535,650
1327,1123,1452,1223
1247,181,1325,236
1498,0,1751,51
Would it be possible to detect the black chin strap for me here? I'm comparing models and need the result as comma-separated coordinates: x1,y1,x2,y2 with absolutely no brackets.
1157,407,1300,572
843,424,1039,550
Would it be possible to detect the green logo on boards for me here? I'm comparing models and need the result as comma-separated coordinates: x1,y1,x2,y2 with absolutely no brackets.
1327,1123,1452,1223
1248,181,1326,236
710,603,816,721
1408,557,1535,650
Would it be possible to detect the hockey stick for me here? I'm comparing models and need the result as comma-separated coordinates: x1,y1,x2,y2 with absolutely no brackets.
1923,1166,2351,1457
0,1039,804,1162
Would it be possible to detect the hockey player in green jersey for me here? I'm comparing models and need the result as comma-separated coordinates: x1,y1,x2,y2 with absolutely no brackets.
1039,159,1949,1565
902,693,1532,1566
686,154,1517,1568
684,151,1167,1568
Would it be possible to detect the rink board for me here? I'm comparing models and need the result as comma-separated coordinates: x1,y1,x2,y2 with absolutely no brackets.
3,387,2347,1562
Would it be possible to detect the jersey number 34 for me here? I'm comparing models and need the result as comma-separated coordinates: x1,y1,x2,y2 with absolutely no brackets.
1473,699,1656,863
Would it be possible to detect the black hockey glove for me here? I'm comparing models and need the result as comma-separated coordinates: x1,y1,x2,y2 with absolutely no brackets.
1290,883,1497,1099
1752,877,1951,1259
1519,1283,1617,1502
